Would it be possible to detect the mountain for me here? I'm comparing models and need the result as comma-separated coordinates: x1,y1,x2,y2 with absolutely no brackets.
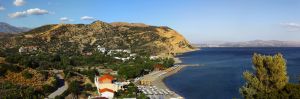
199,40,300,47
0,21,194,56
0,22,30,33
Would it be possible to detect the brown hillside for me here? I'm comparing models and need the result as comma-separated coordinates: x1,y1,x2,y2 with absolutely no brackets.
0,20,194,56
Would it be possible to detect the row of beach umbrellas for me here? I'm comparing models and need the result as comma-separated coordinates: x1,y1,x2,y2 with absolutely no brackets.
137,85,175,95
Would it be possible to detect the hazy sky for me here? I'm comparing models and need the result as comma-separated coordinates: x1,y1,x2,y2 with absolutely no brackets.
1,0,300,43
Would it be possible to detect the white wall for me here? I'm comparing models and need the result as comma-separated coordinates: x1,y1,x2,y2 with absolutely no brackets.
101,92,114,99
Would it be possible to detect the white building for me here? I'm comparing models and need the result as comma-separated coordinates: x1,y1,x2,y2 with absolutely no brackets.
18,46,38,53
99,88,115,99
150,56,159,60
130,53,137,57
97,45,106,53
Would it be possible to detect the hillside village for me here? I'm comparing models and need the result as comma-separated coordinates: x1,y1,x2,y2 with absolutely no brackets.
0,21,194,99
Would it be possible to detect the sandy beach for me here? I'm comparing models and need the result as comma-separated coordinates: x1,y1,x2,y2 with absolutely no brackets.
150,57,187,99
138,49,201,99
152,66,186,99
173,57,182,64
152,56,201,99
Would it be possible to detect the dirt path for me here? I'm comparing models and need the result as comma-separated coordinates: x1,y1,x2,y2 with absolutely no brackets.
47,73,68,99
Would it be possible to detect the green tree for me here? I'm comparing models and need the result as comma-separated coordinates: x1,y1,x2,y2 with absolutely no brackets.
42,84,55,93
68,80,81,99
162,58,175,68
59,55,70,69
5,54,22,64
240,53,289,98
118,66,140,79
84,83,93,91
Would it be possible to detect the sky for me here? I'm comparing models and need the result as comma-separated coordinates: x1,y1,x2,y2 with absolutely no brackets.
1,0,300,43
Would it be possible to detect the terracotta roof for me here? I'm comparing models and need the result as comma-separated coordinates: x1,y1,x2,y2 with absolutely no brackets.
98,74,114,82
91,97,108,99
154,64,164,70
99,88,114,93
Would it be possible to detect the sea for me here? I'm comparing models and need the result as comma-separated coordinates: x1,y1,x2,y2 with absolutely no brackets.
164,47,300,99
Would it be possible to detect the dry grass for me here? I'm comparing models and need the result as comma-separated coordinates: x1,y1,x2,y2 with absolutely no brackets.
0,57,5,64
0,68,53,90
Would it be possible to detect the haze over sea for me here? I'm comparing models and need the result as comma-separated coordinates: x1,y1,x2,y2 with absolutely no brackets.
165,47,300,99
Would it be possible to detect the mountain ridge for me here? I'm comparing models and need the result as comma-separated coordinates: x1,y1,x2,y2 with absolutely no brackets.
197,40,300,47
0,20,194,56
0,22,30,33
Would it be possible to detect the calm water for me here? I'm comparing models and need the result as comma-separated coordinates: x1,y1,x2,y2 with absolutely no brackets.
164,47,300,99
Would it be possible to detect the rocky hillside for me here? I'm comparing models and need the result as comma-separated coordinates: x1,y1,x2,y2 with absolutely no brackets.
0,21,194,56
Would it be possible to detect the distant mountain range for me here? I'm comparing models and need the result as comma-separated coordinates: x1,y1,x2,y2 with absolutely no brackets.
0,22,30,33
197,40,300,47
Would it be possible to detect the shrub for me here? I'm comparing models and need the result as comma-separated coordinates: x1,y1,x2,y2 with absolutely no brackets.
68,80,81,95
0,82,44,98
84,83,94,91
22,71,33,79
42,84,56,93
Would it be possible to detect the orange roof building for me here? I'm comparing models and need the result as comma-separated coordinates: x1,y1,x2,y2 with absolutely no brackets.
98,74,114,83
154,64,164,71
99,88,114,93
94,74,118,99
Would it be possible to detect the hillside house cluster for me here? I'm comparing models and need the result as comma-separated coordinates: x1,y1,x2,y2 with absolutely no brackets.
97,45,137,62
97,45,161,62
18,46,38,53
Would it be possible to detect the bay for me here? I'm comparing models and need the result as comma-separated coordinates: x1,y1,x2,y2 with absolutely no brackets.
165,47,300,99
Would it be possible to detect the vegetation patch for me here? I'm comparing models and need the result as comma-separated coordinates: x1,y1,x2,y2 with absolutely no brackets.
22,71,33,79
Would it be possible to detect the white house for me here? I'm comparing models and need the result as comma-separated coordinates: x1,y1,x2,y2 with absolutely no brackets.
18,46,38,53
150,56,159,60
97,45,106,53
99,88,115,99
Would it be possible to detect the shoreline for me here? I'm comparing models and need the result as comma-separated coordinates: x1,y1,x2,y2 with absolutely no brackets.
152,63,187,99
138,48,200,99
153,48,200,99
154,48,201,99
151,57,194,99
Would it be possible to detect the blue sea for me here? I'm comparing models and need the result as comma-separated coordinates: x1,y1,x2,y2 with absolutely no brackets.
164,47,300,99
